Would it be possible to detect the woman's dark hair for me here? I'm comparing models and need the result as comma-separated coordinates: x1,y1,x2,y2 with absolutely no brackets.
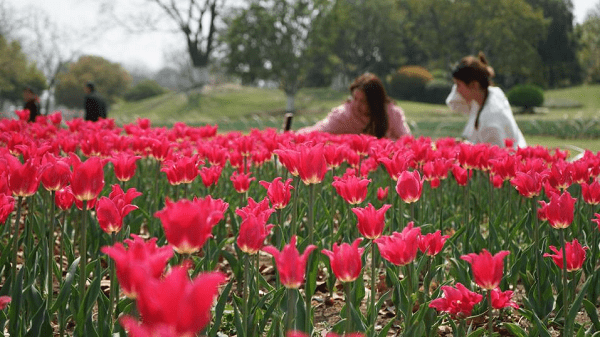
452,52,495,90
349,73,390,138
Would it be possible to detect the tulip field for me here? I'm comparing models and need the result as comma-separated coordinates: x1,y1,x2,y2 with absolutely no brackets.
3,111,600,336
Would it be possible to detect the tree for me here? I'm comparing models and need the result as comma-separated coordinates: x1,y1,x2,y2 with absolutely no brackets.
525,0,582,87
309,0,406,82
223,0,331,113
101,0,226,89
0,34,47,105
54,55,132,109
396,0,548,87
577,2,600,83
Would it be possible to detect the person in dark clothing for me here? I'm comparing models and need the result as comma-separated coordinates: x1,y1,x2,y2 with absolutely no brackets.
84,82,107,122
23,87,40,122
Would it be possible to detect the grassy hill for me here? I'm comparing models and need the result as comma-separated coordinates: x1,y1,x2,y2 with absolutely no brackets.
109,83,600,154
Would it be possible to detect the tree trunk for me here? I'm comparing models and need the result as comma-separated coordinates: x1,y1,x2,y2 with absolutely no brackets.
286,94,295,113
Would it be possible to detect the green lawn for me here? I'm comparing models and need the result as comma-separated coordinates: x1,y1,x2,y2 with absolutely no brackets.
109,83,600,156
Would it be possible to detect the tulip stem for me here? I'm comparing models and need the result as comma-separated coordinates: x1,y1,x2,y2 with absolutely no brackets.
291,176,299,237
286,288,296,332
560,229,569,335
48,191,56,308
369,241,377,334
345,281,353,334
243,254,250,334
308,183,315,245
531,197,542,311
108,232,117,331
79,200,88,332
405,264,413,330
11,196,24,293
488,290,494,336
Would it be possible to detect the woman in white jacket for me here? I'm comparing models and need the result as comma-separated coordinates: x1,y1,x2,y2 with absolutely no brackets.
447,52,526,149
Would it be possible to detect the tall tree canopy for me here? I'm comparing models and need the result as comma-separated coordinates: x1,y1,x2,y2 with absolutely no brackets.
577,2,600,83
55,55,132,109
0,35,47,104
396,0,548,87
525,0,581,87
223,0,330,111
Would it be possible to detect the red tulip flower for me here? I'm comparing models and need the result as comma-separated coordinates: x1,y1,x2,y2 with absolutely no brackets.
274,148,300,177
70,155,105,201
155,198,223,254
296,144,328,185
418,230,450,256
6,155,41,197
332,174,371,205
546,191,576,229
396,170,422,203
237,213,274,255
490,288,519,309
161,155,201,185
259,177,294,209
543,239,588,272
510,170,546,198
376,186,389,201
111,152,141,182
236,197,275,224
263,235,317,289
461,249,510,290
379,151,414,181
0,296,11,310
537,200,549,222
352,203,391,240
375,222,421,266
125,265,226,336
593,213,600,231
96,184,142,234
40,154,71,191
451,165,472,186
322,238,364,283
0,194,15,224
230,171,255,193
429,283,483,318
55,186,75,211
48,111,62,125
581,180,600,205
199,165,223,188
101,235,174,299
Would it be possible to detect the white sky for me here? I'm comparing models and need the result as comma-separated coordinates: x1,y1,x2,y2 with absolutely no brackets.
6,0,599,73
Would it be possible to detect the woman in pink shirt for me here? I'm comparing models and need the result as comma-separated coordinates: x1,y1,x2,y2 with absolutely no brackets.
298,73,411,139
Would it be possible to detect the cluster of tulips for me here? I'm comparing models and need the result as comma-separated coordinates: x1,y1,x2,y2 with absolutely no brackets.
1,110,600,336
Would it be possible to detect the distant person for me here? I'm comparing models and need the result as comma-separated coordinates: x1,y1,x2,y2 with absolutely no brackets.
447,52,526,148
297,73,411,139
23,87,40,122
84,82,107,122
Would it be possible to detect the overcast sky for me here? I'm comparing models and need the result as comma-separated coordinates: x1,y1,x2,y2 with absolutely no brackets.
6,0,599,73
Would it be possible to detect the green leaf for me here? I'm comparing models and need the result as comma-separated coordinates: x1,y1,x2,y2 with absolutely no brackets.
583,299,600,331
376,319,396,337
258,287,285,335
24,300,50,337
502,323,528,337
209,280,234,337
566,274,593,334
51,257,80,313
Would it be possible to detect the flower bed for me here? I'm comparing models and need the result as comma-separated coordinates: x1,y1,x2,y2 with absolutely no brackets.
1,112,600,336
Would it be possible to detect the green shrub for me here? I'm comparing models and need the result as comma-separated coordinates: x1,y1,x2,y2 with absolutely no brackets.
506,84,544,113
422,79,452,104
387,65,434,101
124,80,169,102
